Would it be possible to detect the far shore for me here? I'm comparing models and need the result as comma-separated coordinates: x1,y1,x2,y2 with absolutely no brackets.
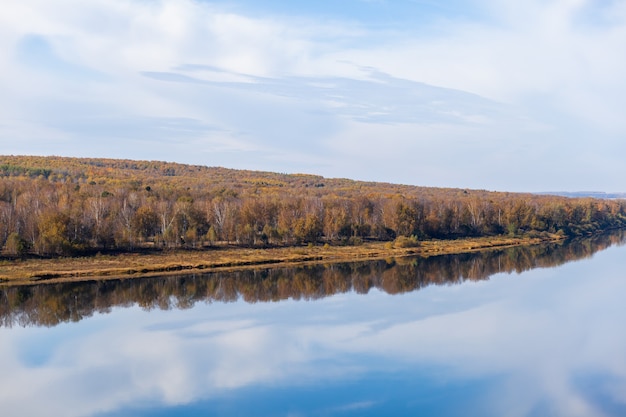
0,234,565,286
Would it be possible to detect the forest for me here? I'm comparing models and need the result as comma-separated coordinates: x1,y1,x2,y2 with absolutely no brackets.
1,155,625,257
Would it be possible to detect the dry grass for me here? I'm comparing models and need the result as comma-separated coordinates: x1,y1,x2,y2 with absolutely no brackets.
0,234,563,285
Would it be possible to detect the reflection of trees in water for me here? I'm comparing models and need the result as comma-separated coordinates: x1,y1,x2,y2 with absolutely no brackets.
1,231,624,328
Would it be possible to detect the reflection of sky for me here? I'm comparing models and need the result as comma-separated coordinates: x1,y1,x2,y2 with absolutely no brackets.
2,245,626,416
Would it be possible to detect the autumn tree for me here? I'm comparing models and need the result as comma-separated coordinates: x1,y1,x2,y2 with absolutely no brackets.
36,211,73,255
132,205,159,242
3,232,30,257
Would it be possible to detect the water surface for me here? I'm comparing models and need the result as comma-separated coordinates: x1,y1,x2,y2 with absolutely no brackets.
1,233,625,416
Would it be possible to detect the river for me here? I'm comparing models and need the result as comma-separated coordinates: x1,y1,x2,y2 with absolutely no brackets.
1,232,625,416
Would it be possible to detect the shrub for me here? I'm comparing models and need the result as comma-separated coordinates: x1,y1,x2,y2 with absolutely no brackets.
4,232,30,257
393,235,420,248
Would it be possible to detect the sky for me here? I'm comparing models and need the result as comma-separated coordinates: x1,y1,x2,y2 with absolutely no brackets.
1,0,626,192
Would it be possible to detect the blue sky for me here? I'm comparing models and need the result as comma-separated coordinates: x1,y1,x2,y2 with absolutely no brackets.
1,0,625,192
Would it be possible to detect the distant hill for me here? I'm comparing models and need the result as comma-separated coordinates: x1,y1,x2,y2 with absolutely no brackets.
0,154,497,200
537,192,626,199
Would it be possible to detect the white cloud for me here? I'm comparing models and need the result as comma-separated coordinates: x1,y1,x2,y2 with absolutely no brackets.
337,0,626,132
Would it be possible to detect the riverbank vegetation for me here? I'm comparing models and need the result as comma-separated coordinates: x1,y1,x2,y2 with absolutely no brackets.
0,235,557,283
1,155,625,262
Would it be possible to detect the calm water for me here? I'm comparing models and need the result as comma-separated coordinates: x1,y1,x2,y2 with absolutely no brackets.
1,233,625,417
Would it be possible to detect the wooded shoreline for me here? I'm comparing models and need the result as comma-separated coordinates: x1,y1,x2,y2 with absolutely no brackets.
2,155,626,285
0,234,564,285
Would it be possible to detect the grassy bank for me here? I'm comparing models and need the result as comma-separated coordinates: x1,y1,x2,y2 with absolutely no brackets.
0,234,565,286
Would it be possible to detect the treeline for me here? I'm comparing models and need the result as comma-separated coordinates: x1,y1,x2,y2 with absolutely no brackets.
1,155,626,256
2,231,623,328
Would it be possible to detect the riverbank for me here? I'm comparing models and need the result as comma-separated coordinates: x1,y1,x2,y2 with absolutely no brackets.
0,234,564,285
